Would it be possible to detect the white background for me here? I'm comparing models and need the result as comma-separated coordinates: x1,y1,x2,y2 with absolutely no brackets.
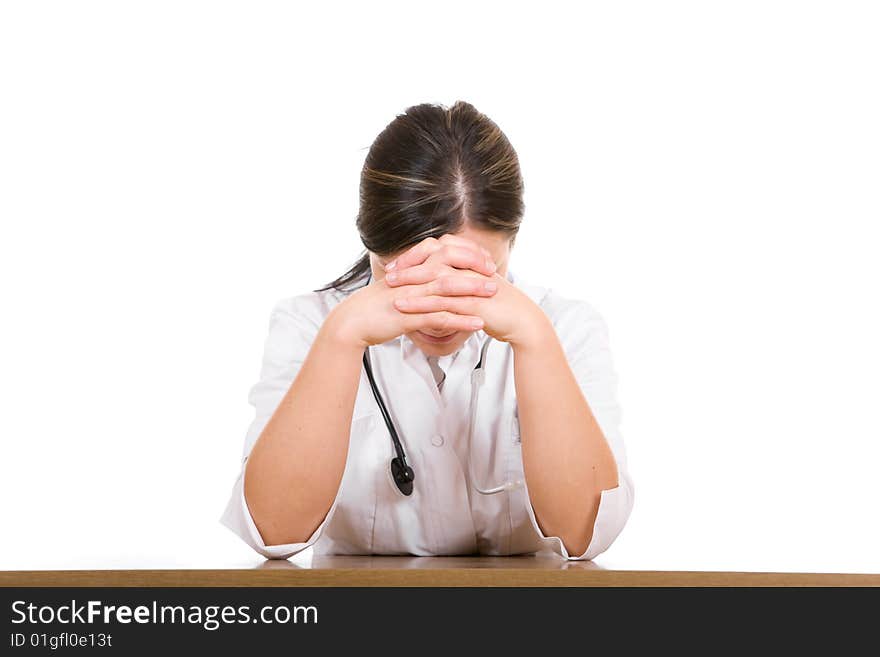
1,1,878,572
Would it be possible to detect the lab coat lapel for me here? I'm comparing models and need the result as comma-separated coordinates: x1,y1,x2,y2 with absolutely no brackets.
369,332,477,554
398,333,448,415
436,331,483,407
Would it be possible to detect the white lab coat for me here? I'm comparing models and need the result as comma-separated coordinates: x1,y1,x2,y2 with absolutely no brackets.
220,269,634,561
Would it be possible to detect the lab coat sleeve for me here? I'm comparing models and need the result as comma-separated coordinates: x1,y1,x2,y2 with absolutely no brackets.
219,295,341,559
522,299,635,561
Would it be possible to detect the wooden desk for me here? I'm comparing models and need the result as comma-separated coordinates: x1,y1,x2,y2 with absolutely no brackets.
2,556,879,586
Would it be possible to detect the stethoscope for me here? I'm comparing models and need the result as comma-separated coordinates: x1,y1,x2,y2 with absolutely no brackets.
360,274,525,497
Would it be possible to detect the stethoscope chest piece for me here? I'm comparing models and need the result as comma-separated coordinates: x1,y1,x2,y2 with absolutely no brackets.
363,334,501,498
363,347,417,496
390,456,415,496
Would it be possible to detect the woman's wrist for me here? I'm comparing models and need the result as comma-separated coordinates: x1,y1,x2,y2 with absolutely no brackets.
508,308,556,353
321,303,369,352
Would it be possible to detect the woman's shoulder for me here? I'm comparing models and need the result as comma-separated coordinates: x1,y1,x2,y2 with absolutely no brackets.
514,273,615,360
512,271,608,328
267,284,350,329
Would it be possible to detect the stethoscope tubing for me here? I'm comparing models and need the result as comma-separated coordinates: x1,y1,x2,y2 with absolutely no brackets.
359,270,522,496
363,332,523,497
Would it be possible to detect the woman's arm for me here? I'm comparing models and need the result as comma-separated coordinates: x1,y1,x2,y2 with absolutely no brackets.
243,264,495,547
243,307,364,546
512,312,620,557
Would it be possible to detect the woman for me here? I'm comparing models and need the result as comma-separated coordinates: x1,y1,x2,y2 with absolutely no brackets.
220,101,634,561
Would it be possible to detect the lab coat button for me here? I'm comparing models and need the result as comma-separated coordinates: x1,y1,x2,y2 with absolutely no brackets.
431,434,445,447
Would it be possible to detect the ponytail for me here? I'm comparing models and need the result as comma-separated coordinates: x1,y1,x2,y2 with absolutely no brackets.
314,251,371,293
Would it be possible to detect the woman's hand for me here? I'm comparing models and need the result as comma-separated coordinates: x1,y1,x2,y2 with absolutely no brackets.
384,235,552,347
326,241,499,349
383,233,498,282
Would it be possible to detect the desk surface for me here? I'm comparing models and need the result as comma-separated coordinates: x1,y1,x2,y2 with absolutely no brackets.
2,556,879,587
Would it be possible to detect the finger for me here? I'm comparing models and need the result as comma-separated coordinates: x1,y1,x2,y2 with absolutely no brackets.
401,311,484,333
434,244,497,276
385,234,494,273
385,251,496,286
384,262,439,287
394,295,482,315
386,247,496,284
438,233,493,260
426,274,498,297
384,237,441,273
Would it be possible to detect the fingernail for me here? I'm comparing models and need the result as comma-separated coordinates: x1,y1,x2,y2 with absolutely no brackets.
395,297,408,308
471,318,484,329
486,259,496,273
384,260,397,271
484,281,497,292
386,272,398,283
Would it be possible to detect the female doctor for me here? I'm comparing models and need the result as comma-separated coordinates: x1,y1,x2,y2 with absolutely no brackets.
221,101,634,561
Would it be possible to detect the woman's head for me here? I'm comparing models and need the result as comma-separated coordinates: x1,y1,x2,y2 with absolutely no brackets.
318,100,525,292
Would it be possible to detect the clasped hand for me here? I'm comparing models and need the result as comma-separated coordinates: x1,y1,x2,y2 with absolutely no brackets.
332,234,549,348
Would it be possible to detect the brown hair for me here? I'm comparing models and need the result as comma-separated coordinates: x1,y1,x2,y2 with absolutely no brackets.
316,100,525,292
